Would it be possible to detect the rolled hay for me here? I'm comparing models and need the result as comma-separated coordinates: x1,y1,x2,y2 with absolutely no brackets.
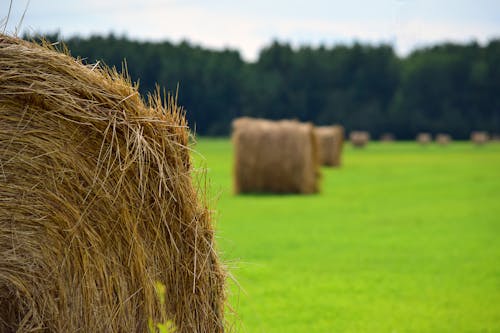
0,35,225,332
379,133,395,142
349,131,370,148
314,125,344,167
470,131,490,145
232,117,320,194
436,133,452,146
416,132,432,145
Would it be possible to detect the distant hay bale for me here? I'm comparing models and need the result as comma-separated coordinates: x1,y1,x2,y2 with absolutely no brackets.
315,125,344,167
232,117,320,194
416,133,432,145
470,131,490,145
349,131,370,148
436,133,452,145
0,35,225,332
379,133,395,142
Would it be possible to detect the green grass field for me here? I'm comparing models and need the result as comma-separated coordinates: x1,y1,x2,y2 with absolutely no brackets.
193,140,500,332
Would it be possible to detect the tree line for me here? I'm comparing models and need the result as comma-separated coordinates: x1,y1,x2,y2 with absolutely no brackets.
29,33,500,138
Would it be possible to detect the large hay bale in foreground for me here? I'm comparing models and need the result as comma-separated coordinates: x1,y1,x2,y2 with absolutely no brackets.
471,131,490,145
416,132,432,145
0,35,225,332
436,133,452,146
315,125,344,167
349,131,370,148
232,117,320,194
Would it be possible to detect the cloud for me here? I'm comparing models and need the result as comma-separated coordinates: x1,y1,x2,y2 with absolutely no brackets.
267,16,499,56
391,19,499,54
82,4,500,60
5,0,500,61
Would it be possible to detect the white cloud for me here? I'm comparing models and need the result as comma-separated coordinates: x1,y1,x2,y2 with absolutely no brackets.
265,16,499,56
391,19,499,55
4,0,500,61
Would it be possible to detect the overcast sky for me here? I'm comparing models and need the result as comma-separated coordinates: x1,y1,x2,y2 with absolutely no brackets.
2,0,500,61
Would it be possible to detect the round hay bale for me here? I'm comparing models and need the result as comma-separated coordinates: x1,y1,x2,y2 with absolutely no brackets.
416,132,432,145
436,133,452,146
0,35,225,332
470,131,490,145
379,133,395,142
349,131,370,148
232,117,320,194
315,125,344,167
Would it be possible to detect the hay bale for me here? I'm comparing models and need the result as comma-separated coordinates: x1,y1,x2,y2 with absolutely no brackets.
232,117,320,194
416,132,432,145
0,35,225,332
349,131,370,148
315,125,344,167
379,133,395,142
436,133,452,145
470,131,490,145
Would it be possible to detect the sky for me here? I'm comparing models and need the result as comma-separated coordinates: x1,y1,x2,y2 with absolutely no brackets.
2,0,500,61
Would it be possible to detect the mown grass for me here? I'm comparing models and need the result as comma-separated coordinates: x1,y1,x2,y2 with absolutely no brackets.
193,139,500,332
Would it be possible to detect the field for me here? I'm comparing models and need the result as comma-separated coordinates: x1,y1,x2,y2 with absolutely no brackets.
193,139,500,332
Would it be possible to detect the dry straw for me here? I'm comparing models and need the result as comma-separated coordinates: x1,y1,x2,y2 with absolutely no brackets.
436,133,452,146
349,131,370,148
0,35,225,332
315,125,344,167
416,133,432,145
232,117,320,194
470,131,490,145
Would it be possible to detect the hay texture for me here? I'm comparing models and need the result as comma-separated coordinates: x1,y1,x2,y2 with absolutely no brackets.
232,117,320,194
315,125,344,167
349,131,370,148
0,35,225,332
436,133,452,146
416,133,432,145
471,131,490,145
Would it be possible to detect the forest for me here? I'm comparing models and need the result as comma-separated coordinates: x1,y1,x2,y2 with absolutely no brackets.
30,33,500,138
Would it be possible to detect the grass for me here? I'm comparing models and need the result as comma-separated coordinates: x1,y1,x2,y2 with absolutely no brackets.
193,139,500,332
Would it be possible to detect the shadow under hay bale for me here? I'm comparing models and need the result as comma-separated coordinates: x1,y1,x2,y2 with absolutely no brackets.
416,133,432,145
471,131,490,145
349,131,370,148
315,125,344,167
436,133,452,146
0,35,225,333
232,117,320,194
